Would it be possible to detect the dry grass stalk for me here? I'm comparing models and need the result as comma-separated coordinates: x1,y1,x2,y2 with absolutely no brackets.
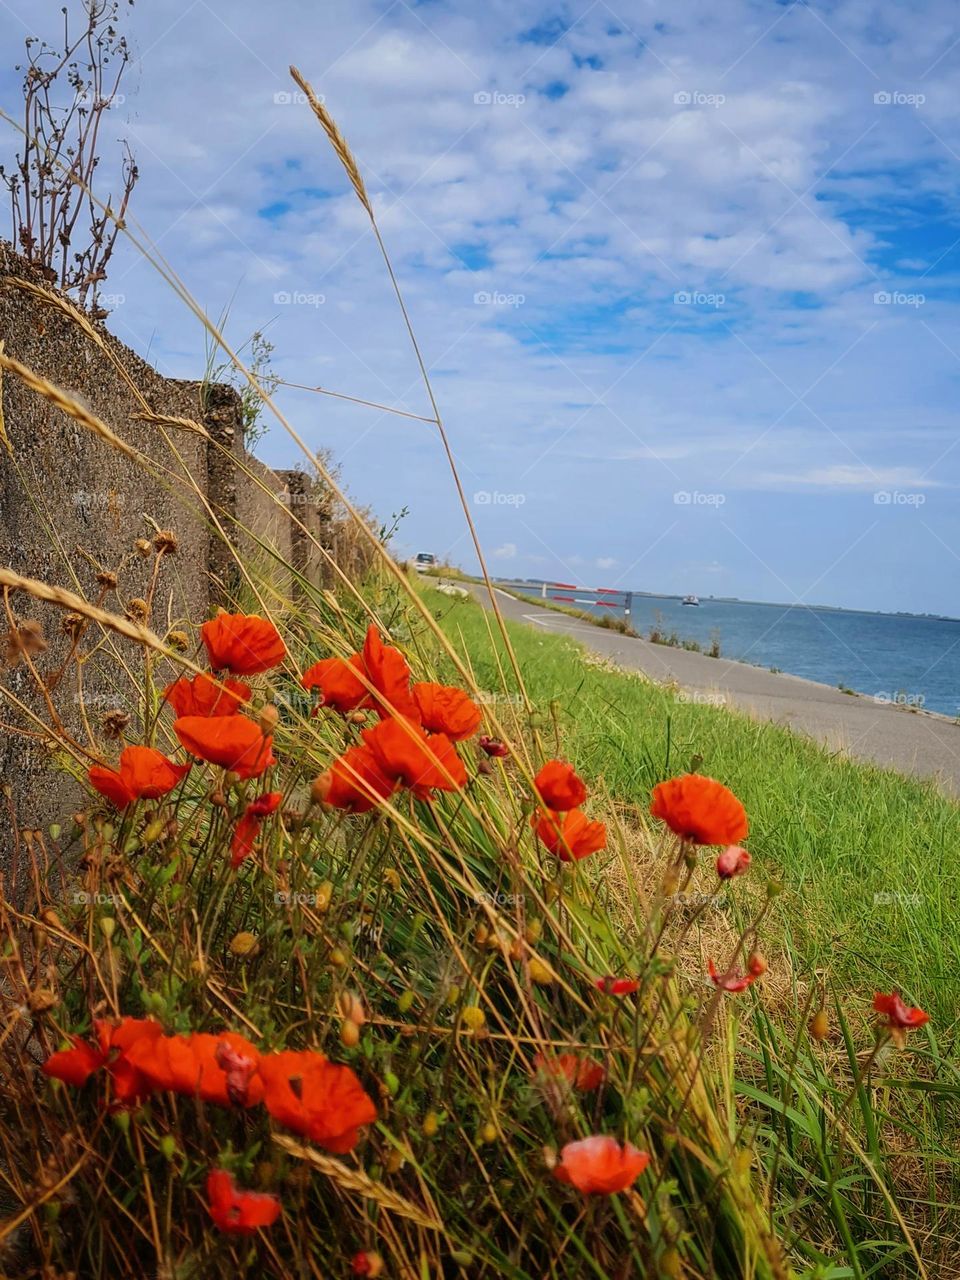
0,337,8,457
0,349,139,461
289,66,372,218
3,276,207,437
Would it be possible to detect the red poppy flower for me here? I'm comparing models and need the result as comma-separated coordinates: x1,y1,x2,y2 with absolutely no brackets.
362,717,466,797
650,774,748,846
534,760,588,811
206,1169,281,1235
88,746,190,809
411,682,482,741
595,976,640,996
163,672,252,717
874,991,929,1030
258,1049,377,1152
301,654,369,713
125,1030,264,1107
534,809,606,861
42,1035,106,1087
313,745,398,814
708,957,762,993
174,714,274,779
44,1017,164,1103
360,625,419,720
479,735,509,758
554,1136,650,1194
716,845,751,880
230,791,283,868
201,612,286,675
533,1052,606,1092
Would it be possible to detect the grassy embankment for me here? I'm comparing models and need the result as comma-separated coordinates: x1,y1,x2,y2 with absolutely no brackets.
423,583,960,1032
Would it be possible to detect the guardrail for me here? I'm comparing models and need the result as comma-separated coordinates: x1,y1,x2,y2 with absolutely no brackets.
496,580,634,620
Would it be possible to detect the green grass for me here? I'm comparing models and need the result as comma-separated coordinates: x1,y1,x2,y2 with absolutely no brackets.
423,585,960,1034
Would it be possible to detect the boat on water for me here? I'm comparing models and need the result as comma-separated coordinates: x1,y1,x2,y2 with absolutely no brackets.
681,594,700,606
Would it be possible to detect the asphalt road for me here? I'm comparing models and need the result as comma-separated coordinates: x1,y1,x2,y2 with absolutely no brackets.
466,583,960,794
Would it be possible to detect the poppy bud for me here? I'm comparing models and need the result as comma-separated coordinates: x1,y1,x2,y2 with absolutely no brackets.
346,710,368,725
528,957,553,985
310,771,333,806
100,917,116,941
339,992,366,1025
747,951,767,977
48,823,61,840
329,947,348,968
479,735,509,758
397,990,415,1013
159,1135,177,1160
477,759,492,776
315,880,333,912
524,919,542,944
422,1110,440,1137
480,1122,497,1144
385,1148,405,1173
340,1019,361,1048
40,907,62,929
474,923,490,946
809,1008,829,1041
143,818,166,843
383,867,401,891
259,704,279,734
351,1252,384,1277
383,1070,399,1095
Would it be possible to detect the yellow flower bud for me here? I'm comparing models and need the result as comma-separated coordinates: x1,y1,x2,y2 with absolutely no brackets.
461,1005,486,1032
809,1008,829,1041
229,931,259,958
422,1110,439,1137
480,1122,497,1144
340,1019,360,1048
528,957,553,985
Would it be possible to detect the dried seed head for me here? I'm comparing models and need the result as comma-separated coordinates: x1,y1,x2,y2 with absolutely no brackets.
62,612,85,638
153,529,178,555
95,570,118,591
340,1019,361,1048
101,710,130,740
134,538,152,557
259,703,279,733
3,618,46,667
126,598,150,623
166,629,189,652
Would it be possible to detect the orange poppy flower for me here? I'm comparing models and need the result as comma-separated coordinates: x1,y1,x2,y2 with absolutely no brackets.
163,672,251,717
43,1017,164,1104
411,682,482,741
707,955,765,993
258,1049,377,1152
554,1135,650,1194
533,1053,606,1092
313,745,398,814
42,1035,105,1087
533,809,606,862
201,612,286,675
479,735,509,758
534,760,588,811
125,1030,264,1107
88,746,190,809
595,976,640,996
174,714,274,779
206,1169,281,1235
650,774,748,846
361,625,419,720
301,654,369,713
874,991,929,1030
231,791,283,868
362,717,466,796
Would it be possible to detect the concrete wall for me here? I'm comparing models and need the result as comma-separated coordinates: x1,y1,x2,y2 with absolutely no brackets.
0,246,329,870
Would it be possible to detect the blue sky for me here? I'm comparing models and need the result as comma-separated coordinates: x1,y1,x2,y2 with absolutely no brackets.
3,0,960,613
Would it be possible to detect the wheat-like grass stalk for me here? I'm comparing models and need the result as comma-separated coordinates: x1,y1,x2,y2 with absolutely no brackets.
0,567,165,653
289,66,372,218
3,276,208,437
273,1135,443,1230
0,350,139,461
